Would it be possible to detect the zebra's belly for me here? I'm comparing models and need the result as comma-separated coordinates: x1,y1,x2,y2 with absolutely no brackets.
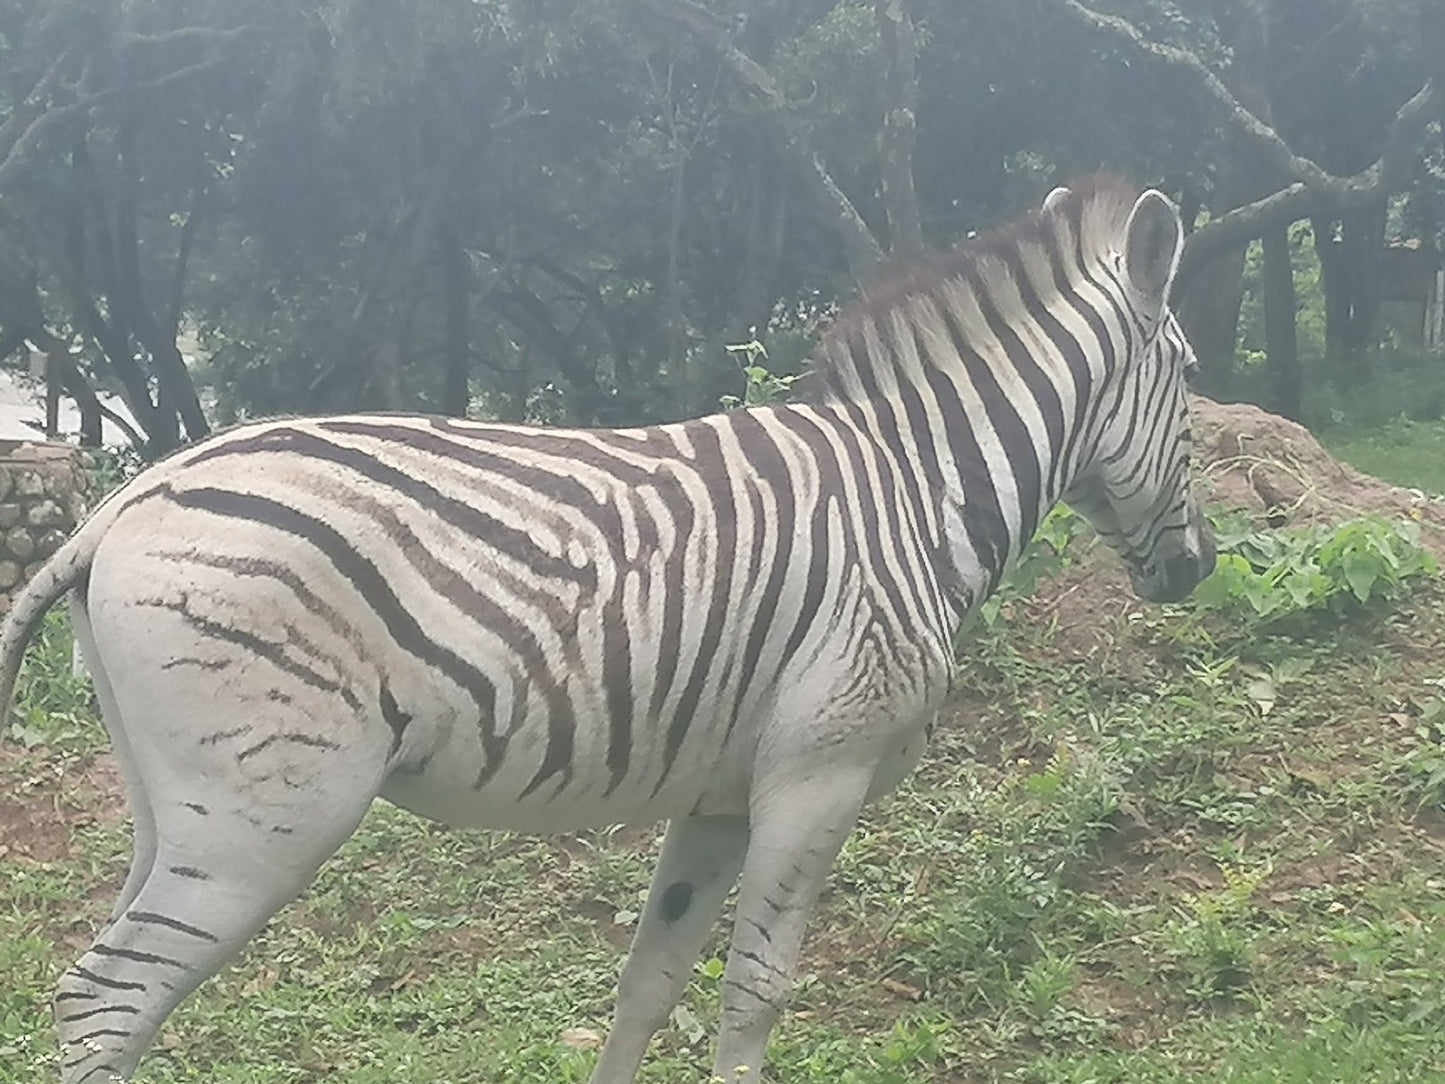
376,707,755,833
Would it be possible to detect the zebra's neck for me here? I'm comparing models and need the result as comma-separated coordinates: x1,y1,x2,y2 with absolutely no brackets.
814,258,1126,612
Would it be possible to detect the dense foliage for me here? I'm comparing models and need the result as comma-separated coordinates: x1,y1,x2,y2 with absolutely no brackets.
0,0,1440,452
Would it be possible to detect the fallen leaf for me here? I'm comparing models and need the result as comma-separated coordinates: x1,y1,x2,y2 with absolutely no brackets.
559,1026,604,1051
881,977,923,1001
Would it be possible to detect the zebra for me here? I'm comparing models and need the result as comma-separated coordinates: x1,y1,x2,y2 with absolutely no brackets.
0,176,1213,1084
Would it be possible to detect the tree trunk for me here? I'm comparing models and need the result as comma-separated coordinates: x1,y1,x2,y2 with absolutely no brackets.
1176,0,1277,384
1340,203,1385,369
440,229,471,417
1261,225,1300,418
875,0,924,262
735,139,788,339
1311,216,1351,374
1178,246,1250,387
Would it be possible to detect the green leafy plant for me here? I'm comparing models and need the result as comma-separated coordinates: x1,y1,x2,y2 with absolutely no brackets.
974,504,1086,629
720,341,801,409
1399,678,1445,811
1190,516,1437,621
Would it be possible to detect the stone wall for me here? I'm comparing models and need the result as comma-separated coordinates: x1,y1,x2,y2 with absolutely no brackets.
0,442,93,615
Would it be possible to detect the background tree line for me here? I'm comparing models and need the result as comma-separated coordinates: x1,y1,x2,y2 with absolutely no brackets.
0,0,1441,455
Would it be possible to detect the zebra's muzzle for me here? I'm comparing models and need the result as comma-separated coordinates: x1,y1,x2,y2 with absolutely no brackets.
1127,515,1217,604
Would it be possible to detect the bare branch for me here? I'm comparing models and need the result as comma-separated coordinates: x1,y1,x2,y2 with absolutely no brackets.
117,21,280,49
1177,77,1443,292
1056,0,1344,190
632,0,887,285
875,0,924,261
1052,0,1442,297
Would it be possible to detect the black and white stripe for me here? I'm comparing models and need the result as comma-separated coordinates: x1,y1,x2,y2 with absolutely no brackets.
0,176,1213,1084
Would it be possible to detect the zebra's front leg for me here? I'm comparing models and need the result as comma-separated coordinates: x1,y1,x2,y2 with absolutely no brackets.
711,767,872,1084
588,814,749,1084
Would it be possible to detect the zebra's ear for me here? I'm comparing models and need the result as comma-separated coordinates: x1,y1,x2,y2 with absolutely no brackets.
1123,189,1183,314
1043,187,1072,214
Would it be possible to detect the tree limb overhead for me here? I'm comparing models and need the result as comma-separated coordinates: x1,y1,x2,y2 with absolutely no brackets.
1054,0,1441,296
633,0,887,285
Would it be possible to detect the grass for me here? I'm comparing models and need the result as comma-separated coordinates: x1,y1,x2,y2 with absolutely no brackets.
4,518,1445,1081
1322,418,1445,497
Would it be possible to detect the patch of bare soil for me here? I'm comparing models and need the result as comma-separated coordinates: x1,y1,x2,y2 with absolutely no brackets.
1190,395,1445,550
0,745,127,865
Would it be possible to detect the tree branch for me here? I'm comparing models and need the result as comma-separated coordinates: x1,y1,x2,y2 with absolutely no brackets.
875,0,924,261
0,59,220,194
632,0,887,285
117,21,281,49
1055,0,1340,190
1053,0,1442,297
1177,76,1442,292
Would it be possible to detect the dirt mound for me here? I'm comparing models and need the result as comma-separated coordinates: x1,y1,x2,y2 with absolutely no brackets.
1006,397,1445,662
1190,396,1445,552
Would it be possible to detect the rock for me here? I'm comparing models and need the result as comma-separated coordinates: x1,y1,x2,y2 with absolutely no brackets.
26,500,64,527
13,470,43,497
5,526,34,560
0,561,20,589
0,466,11,500
0,503,21,529
35,529,66,558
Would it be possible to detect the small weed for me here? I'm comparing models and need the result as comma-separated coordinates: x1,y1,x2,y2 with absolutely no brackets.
720,342,801,408
974,506,1085,630
1016,951,1077,1021
5,609,100,753
1164,863,1270,1000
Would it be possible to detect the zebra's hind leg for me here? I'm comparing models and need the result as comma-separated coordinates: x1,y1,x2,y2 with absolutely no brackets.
69,597,156,920
54,799,374,1084
53,627,382,1083
710,765,873,1084
588,815,749,1084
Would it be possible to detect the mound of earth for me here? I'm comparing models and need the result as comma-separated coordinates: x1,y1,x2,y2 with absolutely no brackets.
1189,395,1445,552
998,396,1445,663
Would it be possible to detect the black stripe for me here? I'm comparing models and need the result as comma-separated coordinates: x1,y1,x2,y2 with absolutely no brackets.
915,321,1008,586
379,681,412,758
59,1004,141,1023
653,424,739,796
600,570,634,797
70,1028,134,1043
91,942,189,969
773,411,852,671
237,732,342,762
190,425,598,596
69,966,146,992
721,411,796,743
125,910,219,942
149,487,508,784
144,596,362,714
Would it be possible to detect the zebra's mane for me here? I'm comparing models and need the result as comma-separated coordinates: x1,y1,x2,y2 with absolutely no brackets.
808,174,1144,400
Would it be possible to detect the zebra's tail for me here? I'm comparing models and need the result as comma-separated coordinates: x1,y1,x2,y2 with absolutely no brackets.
0,491,125,721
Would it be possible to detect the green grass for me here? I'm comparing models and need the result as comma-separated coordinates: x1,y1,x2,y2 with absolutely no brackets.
1321,417,1445,496
4,530,1445,1082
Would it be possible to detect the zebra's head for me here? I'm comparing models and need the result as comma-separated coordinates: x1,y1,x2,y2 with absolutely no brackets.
1058,186,1216,604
